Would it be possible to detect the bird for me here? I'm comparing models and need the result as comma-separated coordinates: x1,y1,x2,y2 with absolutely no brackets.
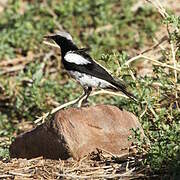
44,31,137,106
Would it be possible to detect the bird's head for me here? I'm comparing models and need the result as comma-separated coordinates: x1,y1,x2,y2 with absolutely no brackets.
45,31,73,44
44,31,78,54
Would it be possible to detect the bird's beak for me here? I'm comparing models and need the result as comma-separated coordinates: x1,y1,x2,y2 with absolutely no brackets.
43,35,59,48
43,35,53,39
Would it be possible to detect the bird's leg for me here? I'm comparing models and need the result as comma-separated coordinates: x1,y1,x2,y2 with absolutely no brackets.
81,87,92,106
75,87,88,107
49,90,87,115
77,87,92,108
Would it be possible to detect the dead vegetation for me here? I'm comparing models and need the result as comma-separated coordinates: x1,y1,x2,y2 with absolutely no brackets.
0,150,149,179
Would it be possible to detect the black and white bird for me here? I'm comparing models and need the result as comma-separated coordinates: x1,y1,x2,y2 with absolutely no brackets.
45,31,136,106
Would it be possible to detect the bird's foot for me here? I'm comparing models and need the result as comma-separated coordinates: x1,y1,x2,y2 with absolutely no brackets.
77,99,89,108
81,99,89,107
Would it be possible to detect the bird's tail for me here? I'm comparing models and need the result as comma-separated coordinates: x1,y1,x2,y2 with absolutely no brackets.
111,80,138,102
119,87,138,102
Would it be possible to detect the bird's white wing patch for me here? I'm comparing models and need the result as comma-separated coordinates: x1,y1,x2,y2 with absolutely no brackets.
64,52,91,65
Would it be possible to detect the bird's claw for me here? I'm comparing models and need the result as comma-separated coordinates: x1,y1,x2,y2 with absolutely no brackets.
77,99,89,108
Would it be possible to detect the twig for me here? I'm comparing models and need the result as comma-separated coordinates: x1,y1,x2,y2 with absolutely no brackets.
56,167,135,179
126,161,130,171
140,105,148,119
125,54,180,72
147,0,179,33
50,98,79,114
0,174,14,178
28,156,43,162
146,0,168,18
0,65,25,75
52,89,129,113
34,112,49,124
114,152,136,160
34,89,129,124
0,53,43,75
128,65,136,81
9,171,32,177
9,165,38,172
149,106,158,119
98,148,116,157
0,52,41,67
82,170,105,176
65,165,112,173
98,148,136,161
153,38,166,51
140,36,168,55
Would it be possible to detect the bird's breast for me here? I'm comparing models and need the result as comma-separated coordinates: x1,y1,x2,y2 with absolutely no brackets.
68,71,114,89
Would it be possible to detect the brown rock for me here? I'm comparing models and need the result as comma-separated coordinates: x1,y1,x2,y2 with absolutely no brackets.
10,105,144,160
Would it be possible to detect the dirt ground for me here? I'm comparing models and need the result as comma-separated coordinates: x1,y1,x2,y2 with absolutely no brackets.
0,151,147,179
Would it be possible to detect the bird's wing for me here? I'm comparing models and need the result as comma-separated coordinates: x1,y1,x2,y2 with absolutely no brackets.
63,51,126,90
76,47,91,53
64,51,92,65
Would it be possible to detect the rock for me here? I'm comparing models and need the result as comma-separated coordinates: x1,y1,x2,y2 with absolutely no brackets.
10,105,144,160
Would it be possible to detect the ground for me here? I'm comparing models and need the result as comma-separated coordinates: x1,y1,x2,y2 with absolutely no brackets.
0,152,145,179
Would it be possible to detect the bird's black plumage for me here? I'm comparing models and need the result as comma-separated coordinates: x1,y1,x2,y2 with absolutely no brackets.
45,32,137,103
63,50,126,90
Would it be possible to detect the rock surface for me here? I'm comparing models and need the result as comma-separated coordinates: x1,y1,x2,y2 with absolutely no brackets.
10,105,144,160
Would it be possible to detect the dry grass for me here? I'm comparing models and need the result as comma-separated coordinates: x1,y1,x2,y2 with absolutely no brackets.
0,150,148,179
